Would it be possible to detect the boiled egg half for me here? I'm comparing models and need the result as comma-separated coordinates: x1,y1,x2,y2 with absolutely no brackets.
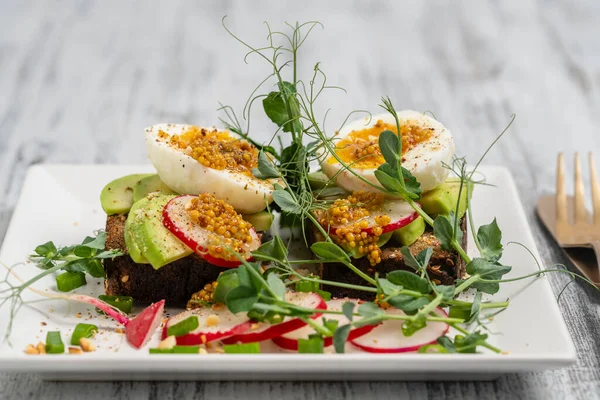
146,124,280,214
321,110,455,193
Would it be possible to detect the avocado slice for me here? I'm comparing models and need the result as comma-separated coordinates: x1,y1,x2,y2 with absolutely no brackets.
100,174,153,215
420,179,473,218
392,216,425,247
242,211,274,232
130,194,193,269
132,174,177,203
349,232,393,259
124,198,150,264
307,171,330,190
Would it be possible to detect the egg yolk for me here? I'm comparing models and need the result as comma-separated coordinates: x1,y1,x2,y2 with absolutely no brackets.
316,190,391,266
327,119,433,169
166,126,258,175
185,193,254,261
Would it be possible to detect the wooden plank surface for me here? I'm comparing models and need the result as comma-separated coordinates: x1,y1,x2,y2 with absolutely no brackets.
1,0,600,398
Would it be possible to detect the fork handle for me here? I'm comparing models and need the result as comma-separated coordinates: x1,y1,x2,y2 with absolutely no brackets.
591,241,600,272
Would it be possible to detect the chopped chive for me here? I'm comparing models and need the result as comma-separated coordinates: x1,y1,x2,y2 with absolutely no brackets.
96,295,133,314
298,336,324,354
223,342,261,354
70,323,98,346
172,345,201,354
316,289,332,301
295,280,319,293
167,316,199,337
322,318,339,334
448,306,471,320
45,331,65,354
56,272,86,292
149,346,202,354
149,348,173,354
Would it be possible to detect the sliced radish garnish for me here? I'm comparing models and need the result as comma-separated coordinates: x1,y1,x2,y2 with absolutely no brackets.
222,292,327,344
350,307,449,353
271,298,377,351
162,195,261,268
331,199,418,236
162,305,252,345
125,300,165,349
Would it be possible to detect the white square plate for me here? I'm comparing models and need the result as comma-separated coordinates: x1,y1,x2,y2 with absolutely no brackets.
0,164,575,381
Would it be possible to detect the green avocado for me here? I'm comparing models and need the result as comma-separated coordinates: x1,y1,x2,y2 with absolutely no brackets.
124,198,150,264
392,216,425,247
100,174,153,215
130,194,193,269
349,232,393,259
420,179,473,218
132,174,177,203
307,171,330,190
242,211,274,232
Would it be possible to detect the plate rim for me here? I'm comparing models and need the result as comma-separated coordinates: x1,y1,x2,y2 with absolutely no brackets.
0,163,577,376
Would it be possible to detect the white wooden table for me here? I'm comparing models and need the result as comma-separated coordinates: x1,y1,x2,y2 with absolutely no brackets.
1,1,600,398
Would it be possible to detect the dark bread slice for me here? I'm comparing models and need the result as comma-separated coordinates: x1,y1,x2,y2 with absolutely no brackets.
314,217,468,300
103,214,222,306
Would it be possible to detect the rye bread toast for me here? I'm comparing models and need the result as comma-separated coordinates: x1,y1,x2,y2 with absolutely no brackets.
314,217,468,300
103,214,222,306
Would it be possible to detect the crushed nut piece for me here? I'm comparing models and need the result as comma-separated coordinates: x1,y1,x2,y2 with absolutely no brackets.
68,347,83,355
158,335,177,350
79,337,96,352
75,312,82,318
199,347,208,354
36,342,46,354
121,275,129,283
206,314,220,327
24,344,39,355
115,328,125,334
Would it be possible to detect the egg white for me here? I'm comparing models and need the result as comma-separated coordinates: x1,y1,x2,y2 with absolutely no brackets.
145,124,279,214
321,110,455,193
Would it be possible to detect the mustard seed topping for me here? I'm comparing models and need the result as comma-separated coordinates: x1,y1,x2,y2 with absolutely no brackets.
167,126,258,175
317,191,391,266
327,119,433,169
186,193,254,261
187,281,219,310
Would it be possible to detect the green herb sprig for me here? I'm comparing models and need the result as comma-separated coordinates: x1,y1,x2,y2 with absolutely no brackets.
215,19,600,355
1,231,123,342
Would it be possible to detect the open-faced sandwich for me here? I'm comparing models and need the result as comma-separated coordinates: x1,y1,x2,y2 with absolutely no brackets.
10,20,536,356
100,124,279,306
308,111,470,299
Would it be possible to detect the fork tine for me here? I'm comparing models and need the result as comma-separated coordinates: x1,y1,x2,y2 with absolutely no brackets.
574,152,588,224
590,152,600,225
556,153,568,224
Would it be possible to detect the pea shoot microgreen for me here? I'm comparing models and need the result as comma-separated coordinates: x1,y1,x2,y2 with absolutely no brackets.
1,231,123,342
215,18,600,354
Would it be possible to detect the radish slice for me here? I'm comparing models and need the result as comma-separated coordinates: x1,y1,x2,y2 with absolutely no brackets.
162,195,261,268
162,305,252,345
331,199,418,236
222,292,327,344
125,300,165,349
350,307,449,353
271,298,377,351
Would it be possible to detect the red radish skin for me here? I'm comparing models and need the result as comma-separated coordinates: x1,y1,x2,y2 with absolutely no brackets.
162,195,261,268
350,307,449,353
3,263,166,349
330,200,419,236
125,300,165,349
363,210,418,235
222,292,327,345
162,306,252,345
271,298,378,352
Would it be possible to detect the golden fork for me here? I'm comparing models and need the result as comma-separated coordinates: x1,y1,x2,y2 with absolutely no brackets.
536,153,600,284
